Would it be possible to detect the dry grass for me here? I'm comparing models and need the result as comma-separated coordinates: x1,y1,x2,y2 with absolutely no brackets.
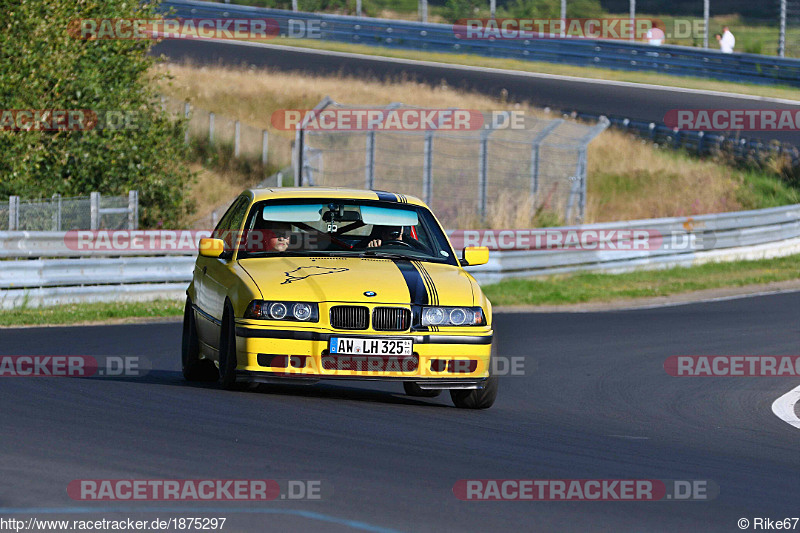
156,63,794,227
185,162,247,229
585,130,744,222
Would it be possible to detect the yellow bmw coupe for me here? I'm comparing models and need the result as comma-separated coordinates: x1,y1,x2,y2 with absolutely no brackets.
182,187,496,409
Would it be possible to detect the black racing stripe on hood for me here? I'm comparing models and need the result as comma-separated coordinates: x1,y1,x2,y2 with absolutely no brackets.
414,262,439,305
394,260,428,305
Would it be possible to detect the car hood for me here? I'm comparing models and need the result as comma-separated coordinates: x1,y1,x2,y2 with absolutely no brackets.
238,256,475,306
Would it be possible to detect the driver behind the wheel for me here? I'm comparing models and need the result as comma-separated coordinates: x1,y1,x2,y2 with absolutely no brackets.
366,225,404,248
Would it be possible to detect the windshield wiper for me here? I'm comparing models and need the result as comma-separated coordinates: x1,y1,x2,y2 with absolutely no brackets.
358,250,415,260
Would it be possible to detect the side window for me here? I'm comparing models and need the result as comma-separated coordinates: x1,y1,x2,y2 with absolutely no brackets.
212,196,250,252
213,197,243,238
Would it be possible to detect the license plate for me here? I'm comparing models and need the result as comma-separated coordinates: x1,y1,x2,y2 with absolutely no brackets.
329,337,413,356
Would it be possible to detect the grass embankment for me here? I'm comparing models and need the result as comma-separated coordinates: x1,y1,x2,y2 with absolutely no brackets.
158,63,800,227
0,300,183,327
483,254,800,306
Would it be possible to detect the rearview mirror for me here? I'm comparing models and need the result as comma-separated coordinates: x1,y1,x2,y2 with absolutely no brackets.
460,246,489,266
199,238,225,258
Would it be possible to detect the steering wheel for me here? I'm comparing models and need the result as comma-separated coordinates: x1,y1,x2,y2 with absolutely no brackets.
380,239,413,248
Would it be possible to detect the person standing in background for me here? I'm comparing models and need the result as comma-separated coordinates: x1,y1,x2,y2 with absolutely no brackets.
719,26,735,53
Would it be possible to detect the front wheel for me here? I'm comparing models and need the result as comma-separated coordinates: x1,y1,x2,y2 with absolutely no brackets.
450,376,498,409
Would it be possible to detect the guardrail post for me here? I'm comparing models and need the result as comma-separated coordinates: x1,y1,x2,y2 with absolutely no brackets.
90,192,100,230
422,130,433,205
365,130,376,189
262,130,269,166
697,131,705,155
648,122,656,140
208,112,215,146
419,0,427,23
9,196,19,231
53,193,61,231
184,102,190,145
128,190,138,230
356,0,362,16
292,0,297,11
234,120,241,157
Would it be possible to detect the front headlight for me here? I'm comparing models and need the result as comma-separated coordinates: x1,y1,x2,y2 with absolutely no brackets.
420,306,485,326
245,300,319,322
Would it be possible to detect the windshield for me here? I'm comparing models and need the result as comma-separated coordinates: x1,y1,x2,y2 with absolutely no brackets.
236,199,457,265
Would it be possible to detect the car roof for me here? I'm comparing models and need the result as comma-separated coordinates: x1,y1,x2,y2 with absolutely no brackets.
248,187,426,207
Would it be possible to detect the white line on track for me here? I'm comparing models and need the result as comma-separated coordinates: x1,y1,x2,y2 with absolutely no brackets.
178,38,800,106
772,385,800,429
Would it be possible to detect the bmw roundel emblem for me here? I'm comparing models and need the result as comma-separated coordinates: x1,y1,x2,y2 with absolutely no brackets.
364,291,377,297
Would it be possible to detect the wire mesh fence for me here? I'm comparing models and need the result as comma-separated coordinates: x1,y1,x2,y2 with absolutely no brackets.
296,100,608,227
4,193,137,231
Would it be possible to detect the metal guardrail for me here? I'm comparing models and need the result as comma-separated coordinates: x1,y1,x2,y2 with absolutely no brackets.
161,0,800,87
2,203,800,307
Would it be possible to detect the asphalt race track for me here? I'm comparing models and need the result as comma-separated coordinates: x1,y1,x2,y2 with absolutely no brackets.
2,292,799,532
153,39,800,146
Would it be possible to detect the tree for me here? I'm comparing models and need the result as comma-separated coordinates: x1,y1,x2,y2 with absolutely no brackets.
0,0,194,228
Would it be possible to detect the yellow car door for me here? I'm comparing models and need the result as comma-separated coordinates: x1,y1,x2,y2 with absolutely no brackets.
196,194,251,352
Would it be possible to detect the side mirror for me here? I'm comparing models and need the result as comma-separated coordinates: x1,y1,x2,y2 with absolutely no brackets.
199,238,225,258
460,246,489,266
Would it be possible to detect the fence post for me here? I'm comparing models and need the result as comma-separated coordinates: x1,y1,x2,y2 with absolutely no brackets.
530,119,563,196
90,192,100,230
208,112,215,146
234,120,241,157
478,122,498,221
9,196,19,231
53,193,61,231
365,130,376,189
262,130,269,166
128,190,138,230
293,130,302,186
184,102,190,145
422,130,434,206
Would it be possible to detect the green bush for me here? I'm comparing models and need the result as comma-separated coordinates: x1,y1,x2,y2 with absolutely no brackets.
0,0,194,228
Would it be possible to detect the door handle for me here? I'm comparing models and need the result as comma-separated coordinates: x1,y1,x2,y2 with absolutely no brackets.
202,266,207,275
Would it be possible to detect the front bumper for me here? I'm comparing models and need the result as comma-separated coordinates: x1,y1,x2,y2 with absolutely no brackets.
233,324,493,388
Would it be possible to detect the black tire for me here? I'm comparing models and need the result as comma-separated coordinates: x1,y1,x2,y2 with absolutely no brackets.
182,298,218,382
450,376,498,409
218,301,240,390
403,381,442,398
